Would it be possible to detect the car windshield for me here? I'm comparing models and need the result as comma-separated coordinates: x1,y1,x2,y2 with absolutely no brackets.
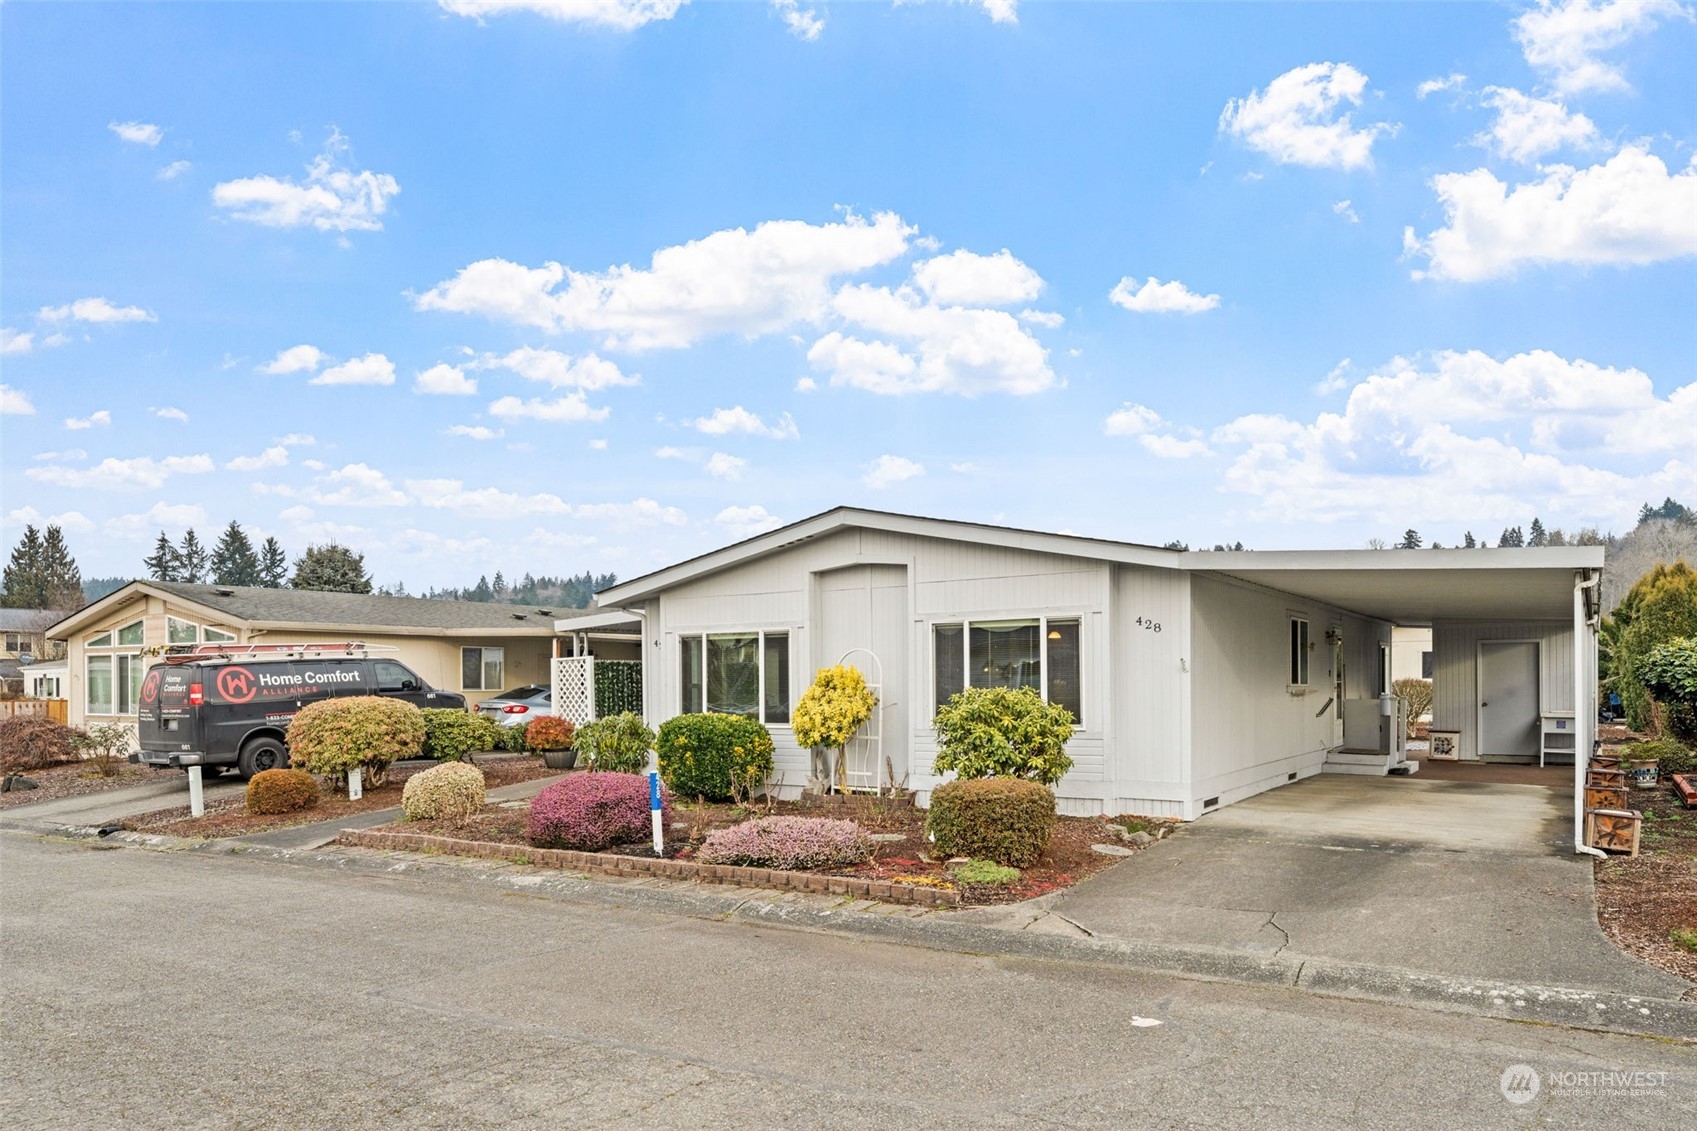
495,686,545,701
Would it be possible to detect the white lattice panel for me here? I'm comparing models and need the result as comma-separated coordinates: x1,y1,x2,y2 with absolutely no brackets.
552,655,596,725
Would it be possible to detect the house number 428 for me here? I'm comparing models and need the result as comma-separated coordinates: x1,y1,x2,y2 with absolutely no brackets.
1136,617,1162,633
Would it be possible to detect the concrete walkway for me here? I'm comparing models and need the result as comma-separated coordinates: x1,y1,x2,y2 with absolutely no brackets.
0,771,246,834
966,774,1690,998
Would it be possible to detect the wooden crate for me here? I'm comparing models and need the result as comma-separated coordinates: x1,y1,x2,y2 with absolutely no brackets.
1590,753,1624,770
1584,785,1628,812
1586,767,1627,789
1585,808,1641,857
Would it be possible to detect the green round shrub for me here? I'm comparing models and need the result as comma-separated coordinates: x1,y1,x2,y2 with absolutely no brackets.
1627,738,1695,777
574,711,654,774
421,708,503,762
931,686,1075,786
401,761,487,822
926,777,1056,868
286,695,424,786
656,713,775,802
245,768,321,815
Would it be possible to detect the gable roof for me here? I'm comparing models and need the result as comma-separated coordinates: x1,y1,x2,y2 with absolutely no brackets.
593,506,1179,606
48,581,619,639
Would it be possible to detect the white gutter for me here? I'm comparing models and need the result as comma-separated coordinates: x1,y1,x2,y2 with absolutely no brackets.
1574,569,1606,859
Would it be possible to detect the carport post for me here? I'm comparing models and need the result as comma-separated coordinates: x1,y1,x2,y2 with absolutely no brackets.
1573,569,1600,856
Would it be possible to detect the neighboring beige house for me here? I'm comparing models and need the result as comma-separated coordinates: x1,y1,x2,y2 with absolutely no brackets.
47,581,636,731
2,608,64,664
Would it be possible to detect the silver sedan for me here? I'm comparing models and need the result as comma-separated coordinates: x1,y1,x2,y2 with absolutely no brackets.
476,685,552,728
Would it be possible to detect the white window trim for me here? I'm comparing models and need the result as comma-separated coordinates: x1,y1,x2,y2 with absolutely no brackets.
1288,616,1311,689
678,629,793,726
930,614,1086,728
460,646,505,692
85,652,143,716
167,615,200,646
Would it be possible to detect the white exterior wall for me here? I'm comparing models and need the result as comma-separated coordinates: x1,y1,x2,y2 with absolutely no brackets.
1431,619,1574,761
1188,574,1389,817
1392,626,1432,683
1103,565,1191,818
644,528,1128,811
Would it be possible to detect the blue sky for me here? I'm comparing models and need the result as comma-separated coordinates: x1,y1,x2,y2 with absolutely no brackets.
3,0,1694,590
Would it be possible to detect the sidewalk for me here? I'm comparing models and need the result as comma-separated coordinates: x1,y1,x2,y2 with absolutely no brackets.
0,772,245,835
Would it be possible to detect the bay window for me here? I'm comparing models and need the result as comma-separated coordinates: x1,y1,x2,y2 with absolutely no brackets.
933,617,1082,723
679,631,790,724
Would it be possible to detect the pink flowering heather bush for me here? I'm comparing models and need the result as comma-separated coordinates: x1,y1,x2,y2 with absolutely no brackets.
695,816,874,872
526,771,671,852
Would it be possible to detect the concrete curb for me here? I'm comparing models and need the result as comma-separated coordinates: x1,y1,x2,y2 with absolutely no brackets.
23,826,1697,1043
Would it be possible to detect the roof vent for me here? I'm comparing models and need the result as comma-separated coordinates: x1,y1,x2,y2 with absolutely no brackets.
536,609,552,617
512,612,528,621
215,588,235,597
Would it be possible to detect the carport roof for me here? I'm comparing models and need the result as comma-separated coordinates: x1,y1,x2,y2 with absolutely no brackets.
1194,546,1605,624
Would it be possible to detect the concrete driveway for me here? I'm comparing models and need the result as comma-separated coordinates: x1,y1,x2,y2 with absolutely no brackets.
1040,774,1692,997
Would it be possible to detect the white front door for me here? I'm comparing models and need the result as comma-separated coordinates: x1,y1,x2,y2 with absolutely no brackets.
1479,641,1539,759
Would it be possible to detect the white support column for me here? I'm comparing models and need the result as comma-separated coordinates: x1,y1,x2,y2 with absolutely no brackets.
1573,569,1599,854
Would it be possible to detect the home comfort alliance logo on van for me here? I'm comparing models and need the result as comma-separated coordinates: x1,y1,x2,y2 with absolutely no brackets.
209,664,366,704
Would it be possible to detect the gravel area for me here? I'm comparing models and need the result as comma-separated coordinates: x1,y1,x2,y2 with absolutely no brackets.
0,762,166,811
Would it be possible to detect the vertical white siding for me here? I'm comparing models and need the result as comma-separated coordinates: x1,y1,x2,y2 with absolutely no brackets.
1188,574,1389,813
1431,619,1574,761
1108,565,1189,797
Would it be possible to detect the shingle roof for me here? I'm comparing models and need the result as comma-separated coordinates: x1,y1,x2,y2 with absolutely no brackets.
133,582,619,632
0,609,54,630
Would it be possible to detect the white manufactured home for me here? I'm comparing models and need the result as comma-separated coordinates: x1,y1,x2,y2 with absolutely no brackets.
562,509,1602,848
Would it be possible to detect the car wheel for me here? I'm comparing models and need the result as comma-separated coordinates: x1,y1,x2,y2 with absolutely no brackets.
237,737,288,781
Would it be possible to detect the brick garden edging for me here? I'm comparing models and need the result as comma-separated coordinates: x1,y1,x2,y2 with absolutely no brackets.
334,828,962,907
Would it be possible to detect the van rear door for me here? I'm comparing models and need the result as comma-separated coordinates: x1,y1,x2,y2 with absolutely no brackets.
138,664,200,757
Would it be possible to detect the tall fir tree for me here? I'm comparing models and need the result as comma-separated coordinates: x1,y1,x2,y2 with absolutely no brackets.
258,537,288,588
1462,531,1477,549
1527,517,1547,546
210,521,261,586
1498,526,1525,548
177,529,209,584
1397,529,1423,549
290,544,372,593
143,532,182,581
38,525,84,610
2,525,46,608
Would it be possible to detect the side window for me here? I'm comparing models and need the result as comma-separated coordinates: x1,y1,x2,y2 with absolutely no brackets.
460,647,503,691
1289,617,1310,686
375,661,418,692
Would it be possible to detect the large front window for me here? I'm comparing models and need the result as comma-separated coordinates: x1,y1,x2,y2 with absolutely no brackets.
86,653,143,716
679,631,789,724
933,617,1081,723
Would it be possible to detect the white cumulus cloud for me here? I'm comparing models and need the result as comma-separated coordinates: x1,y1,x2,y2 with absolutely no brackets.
446,424,504,440
687,405,799,439
715,504,783,536
438,0,686,30
213,129,400,233
1404,145,1697,281
488,393,611,423
1105,402,1212,458
303,463,410,507
226,446,290,472
311,353,396,386
26,454,214,491
260,344,327,375
704,452,746,480
474,347,638,390
104,502,207,538
1,385,35,414
108,121,162,146
863,454,925,489
64,410,112,430
157,160,192,181
1416,73,1467,99
771,0,823,40
151,406,190,422
1514,0,1689,96
1109,276,1220,314
1333,200,1361,223
1474,87,1601,162
414,363,477,395
2,329,33,355
38,297,155,323
1220,62,1396,170
911,249,1044,307
413,210,915,349
4,506,94,533
408,478,572,516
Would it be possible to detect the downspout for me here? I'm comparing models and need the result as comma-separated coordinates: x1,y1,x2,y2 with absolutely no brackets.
1573,569,1605,859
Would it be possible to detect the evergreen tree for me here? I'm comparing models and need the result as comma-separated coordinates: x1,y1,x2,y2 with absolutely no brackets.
1498,526,1525,548
210,521,261,586
176,529,209,583
1397,529,1423,549
470,575,493,602
1462,531,1477,549
258,537,288,588
143,532,181,581
2,525,46,608
1528,518,1547,547
290,544,372,593
492,571,508,599
39,525,83,610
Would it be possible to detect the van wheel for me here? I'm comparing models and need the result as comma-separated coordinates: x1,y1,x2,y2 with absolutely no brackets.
237,738,287,781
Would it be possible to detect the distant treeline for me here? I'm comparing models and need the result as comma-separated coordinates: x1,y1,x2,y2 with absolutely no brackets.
419,571,617,609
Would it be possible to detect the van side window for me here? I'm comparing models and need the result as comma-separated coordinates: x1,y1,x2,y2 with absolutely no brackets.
375,661,419,692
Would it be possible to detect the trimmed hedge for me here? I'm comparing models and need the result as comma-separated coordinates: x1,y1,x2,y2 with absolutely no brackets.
575,712,654,774
926,777,1056,868
525,715,576,752
696,816,872,871
287,696,424,785
656,712,775,802
527,771,670,851
402,761,487,822
0,715,79,774
245,768,321,815
421,708,502,762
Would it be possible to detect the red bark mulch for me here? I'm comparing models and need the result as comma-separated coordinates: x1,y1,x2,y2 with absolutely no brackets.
380,791,1176,906
0,761,162,811
119,756,561,839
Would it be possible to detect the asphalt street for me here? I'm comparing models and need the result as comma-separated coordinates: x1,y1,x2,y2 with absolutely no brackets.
2,832,1692,1130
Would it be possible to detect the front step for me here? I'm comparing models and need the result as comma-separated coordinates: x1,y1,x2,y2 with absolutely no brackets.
1322,749,1418,776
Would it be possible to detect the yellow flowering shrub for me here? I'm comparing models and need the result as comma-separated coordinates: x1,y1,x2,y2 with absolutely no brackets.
791,665,877,751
